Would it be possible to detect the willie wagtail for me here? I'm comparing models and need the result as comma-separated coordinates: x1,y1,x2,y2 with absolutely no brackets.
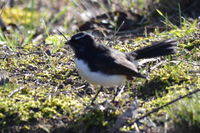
58,31,177,104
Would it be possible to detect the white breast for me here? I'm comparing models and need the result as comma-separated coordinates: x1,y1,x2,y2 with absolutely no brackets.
74,58,126,87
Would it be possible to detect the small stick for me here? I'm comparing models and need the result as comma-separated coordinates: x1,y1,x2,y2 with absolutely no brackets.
133,88,200,123
56,29,68,41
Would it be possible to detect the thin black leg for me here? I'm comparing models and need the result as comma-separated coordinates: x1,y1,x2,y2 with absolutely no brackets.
112,85,125,103
91,86,103,105
112,87,120,103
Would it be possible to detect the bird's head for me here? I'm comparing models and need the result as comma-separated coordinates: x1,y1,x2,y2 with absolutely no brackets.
57,30,97,54
68,32,97,52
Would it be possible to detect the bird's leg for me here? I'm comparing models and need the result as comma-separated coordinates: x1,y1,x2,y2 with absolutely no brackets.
112,85,125,103
112,87,120,103
91,86,103,105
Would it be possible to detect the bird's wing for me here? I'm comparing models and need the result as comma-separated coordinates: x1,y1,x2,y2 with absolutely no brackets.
92,49,146,79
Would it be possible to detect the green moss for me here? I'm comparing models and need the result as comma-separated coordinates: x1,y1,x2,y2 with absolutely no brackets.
0,87,85,128
0,2,200,131
67,109,117,133
168,93,200,133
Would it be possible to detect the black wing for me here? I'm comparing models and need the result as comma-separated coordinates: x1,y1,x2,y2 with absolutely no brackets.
91,48,146,79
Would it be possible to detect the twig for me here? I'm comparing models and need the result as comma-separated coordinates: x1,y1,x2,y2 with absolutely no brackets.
57,29,68,41
138,58,159,66
8,0,15,7
109,101,139,133
8,87,25,98
134,122,140,132
133,88,200,123
107,21,125,46
113,21,125,39
0,2,6,15
150,60,165,71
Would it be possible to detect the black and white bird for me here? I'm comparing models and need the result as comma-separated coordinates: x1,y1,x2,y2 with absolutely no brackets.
58,31,177,104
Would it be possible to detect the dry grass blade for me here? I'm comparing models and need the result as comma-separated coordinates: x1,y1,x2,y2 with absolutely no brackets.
57,29,69,41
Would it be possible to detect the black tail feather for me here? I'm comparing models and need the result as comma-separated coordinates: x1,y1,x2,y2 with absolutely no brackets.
132,40,177,60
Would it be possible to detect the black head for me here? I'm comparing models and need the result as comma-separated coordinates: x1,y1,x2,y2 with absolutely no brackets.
67,32,97,52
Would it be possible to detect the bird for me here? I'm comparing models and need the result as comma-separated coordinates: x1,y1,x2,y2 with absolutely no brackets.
58,31,177,105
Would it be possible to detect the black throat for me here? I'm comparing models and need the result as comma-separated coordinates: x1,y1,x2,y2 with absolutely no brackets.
74,43,112,72
73,42,99,60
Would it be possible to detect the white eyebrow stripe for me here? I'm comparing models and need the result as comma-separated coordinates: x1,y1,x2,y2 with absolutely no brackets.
75,34,87,40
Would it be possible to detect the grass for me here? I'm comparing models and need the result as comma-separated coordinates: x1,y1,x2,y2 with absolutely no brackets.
0,0,200,132
168,93,200,133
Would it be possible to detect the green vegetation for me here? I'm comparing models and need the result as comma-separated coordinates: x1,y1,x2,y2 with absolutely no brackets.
0,0,199,132
168,94,200,133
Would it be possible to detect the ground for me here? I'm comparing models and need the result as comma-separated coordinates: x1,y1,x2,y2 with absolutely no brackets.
0,0,200,133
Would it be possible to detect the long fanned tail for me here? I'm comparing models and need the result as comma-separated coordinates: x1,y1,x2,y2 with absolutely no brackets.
132,40,177,60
